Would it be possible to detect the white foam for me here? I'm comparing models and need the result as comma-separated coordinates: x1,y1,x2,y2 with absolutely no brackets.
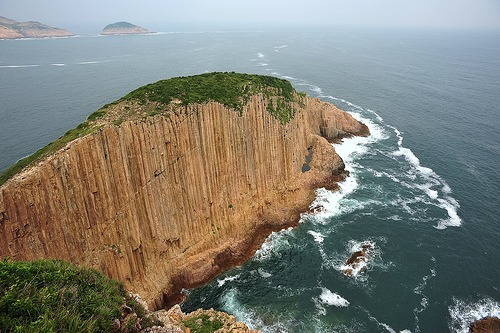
52,63,65,66
257,268,272,278
319,288,349,307
217,274,240,287
274,45,288,49
0,64,39,68
78,60,111,65
363,308,407,333
325,96,364,111
435,197,462,229
449,297,500,333
252,227,294,261
307,181,359,221
257,52,264,58
386,122,462,229
220,288,288,332
307,230,325,244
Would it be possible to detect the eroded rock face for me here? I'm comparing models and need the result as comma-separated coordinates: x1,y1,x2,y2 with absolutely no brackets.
0,93,368,309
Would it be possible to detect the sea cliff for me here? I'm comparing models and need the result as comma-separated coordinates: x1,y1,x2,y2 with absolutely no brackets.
0,73,368,310
0,16,74,39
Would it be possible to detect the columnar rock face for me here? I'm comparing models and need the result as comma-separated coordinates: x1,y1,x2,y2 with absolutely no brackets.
0,91,368,310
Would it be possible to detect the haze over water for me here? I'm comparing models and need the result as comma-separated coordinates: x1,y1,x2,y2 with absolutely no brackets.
1,27,499,332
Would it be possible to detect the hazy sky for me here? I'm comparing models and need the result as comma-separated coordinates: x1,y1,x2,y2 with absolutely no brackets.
1,0,500,32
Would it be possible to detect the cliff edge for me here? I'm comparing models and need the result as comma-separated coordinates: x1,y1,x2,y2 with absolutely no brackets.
0,16,74,39
0,72,369,310
100,21,152,35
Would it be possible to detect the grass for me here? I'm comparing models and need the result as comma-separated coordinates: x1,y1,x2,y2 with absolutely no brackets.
113,71,298,116
183,314,224,333
0,72,303,186
0,258,157,333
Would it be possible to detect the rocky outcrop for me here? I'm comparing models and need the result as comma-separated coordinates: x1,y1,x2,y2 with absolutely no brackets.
147,304,259,333
469,316,500,333
101,22,152,35
0,16,74,39
343,244,373,276
0,79,368,310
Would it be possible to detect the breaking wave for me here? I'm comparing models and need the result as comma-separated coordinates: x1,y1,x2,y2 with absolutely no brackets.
318,288,350,307
449,298,500,333
0,64,39,68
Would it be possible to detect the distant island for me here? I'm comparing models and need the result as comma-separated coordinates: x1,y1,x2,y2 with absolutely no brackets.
0,16,74,39
100,21,152,35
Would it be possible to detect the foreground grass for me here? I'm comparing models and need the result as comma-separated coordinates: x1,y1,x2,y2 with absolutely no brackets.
0,259,152,333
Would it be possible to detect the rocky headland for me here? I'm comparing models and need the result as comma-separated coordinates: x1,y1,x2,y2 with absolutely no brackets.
0,16,74,39
101,21,152,35
0,72,369,311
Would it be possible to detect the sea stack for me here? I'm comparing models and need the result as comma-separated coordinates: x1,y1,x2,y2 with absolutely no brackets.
0,72,369,310
0,16,74,39
100,21,152,35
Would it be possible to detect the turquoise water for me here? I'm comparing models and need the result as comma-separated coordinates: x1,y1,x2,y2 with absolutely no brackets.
1,27,499,332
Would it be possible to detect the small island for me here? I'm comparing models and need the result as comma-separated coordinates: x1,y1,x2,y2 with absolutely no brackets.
0,16,74,39
100,21,152,35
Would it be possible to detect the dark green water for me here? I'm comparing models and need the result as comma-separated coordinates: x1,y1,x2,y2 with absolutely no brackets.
1,27,499,332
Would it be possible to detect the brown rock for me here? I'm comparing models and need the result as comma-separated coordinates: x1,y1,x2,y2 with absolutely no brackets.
469,316,500,333
121,304,133,318
122,313,141,333
346,251,366,265
362,244,372,251
343,244,374,276
0,92,368,310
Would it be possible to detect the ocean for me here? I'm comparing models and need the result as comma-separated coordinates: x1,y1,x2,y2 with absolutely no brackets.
1,26,499,332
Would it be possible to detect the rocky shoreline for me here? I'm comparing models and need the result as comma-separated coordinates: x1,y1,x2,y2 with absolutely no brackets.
125,293,259,333
0,16,74,39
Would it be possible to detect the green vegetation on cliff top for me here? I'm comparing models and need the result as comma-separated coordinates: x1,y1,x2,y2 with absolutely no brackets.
107,71,297,111
0,72,302,186
0,258,158,332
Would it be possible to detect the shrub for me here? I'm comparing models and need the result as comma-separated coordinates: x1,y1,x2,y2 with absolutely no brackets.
0,259,127,333
183,314,224,333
